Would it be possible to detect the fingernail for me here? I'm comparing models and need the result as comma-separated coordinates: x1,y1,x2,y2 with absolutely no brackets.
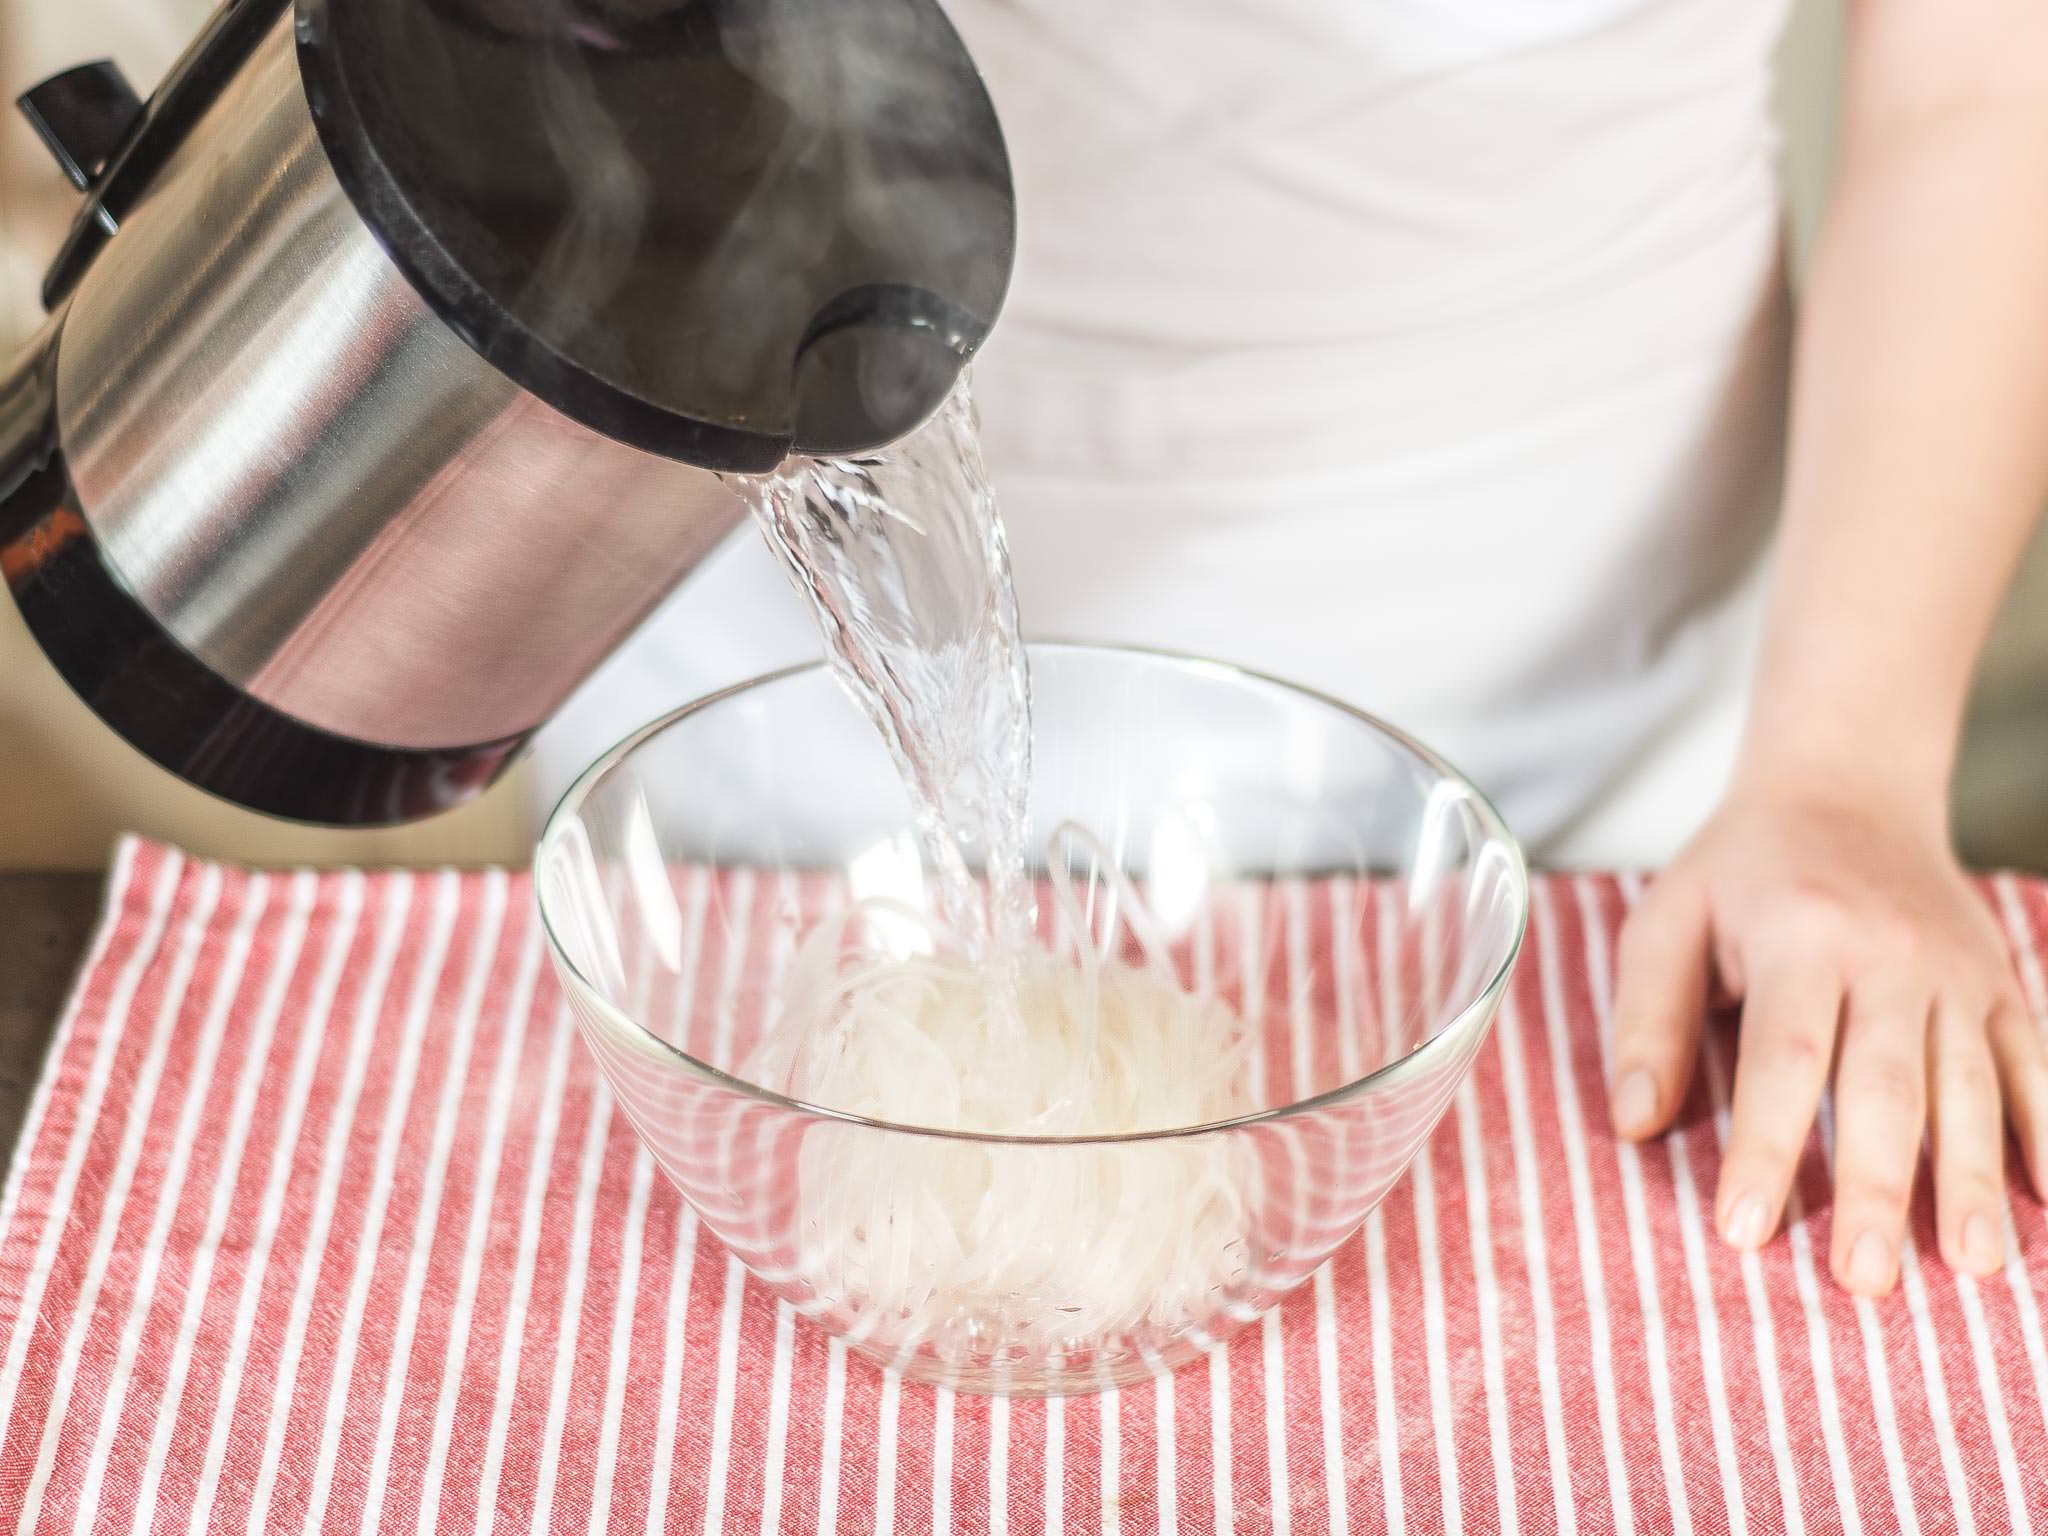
1962,1212,2003,1274
1723,1193,1770,1249
1846,1230,1894,1294
1612,1071,1658,1135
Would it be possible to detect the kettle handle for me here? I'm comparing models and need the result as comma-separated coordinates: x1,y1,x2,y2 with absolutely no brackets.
18,62,141,193
29,0,290,310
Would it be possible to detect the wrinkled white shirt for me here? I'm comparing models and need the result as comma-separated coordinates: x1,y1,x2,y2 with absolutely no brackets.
536,0,1796,864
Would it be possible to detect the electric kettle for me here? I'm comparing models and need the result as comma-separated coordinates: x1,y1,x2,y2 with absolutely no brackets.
0,0,1014,825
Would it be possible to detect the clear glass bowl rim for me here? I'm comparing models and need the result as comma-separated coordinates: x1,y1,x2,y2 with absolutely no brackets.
535,640,1530,1147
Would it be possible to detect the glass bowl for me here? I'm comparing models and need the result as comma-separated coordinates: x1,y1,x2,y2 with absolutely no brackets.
536,643,1526,1396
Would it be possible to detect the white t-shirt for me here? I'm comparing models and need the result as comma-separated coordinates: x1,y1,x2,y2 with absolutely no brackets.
533,0,1796,866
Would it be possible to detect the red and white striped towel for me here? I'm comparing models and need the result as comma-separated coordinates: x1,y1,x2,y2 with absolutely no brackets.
4,838,2048,1534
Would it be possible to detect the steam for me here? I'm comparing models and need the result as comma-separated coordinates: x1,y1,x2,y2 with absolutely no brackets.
525,15,649,343
477,0,652,349
715,0,1011,307
471,0,1010,453
680,0,1012,444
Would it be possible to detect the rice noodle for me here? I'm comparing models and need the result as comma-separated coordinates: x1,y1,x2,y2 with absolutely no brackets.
743,824,1259,1349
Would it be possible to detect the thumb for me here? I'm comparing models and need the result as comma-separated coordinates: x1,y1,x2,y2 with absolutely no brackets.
1610,874,1713,1140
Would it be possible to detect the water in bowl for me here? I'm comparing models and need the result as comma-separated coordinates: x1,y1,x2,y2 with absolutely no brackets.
729,376,1239,1137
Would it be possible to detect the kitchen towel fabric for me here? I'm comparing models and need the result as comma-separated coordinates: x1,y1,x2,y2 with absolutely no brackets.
4,837,2048,1533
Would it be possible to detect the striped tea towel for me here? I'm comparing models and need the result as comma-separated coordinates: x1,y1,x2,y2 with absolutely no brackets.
4,837,2048,1533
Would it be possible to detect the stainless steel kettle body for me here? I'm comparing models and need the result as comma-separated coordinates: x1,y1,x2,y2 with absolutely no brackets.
0,0,1013,825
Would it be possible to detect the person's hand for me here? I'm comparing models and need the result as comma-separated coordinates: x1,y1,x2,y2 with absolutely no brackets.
1608,774,2048,1295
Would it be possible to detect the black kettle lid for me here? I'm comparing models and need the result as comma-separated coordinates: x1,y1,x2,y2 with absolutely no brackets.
295,0,1015,471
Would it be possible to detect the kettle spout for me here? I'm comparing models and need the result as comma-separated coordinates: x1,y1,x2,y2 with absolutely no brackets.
790,282,990,457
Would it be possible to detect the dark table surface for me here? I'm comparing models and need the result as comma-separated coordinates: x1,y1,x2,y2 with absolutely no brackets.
0,873,105,1183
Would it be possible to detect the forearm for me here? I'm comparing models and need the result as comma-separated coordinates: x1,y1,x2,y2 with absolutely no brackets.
1740,6,2048,829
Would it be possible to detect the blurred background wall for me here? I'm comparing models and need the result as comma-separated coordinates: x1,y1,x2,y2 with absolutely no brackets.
0,0,2039,869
